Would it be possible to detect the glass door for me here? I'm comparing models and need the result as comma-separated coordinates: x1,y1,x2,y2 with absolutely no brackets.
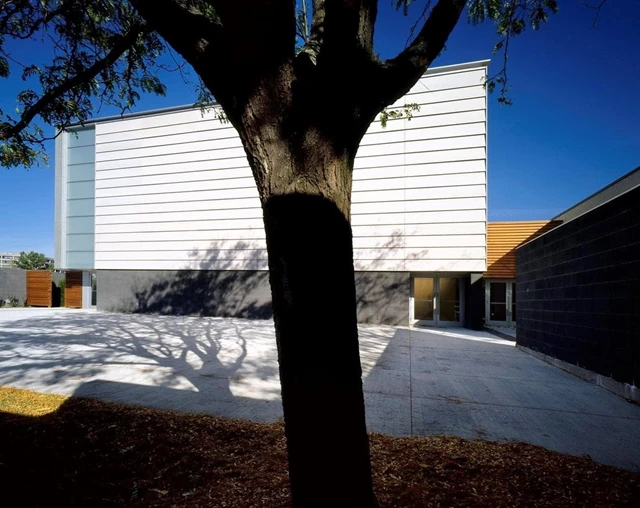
412,276,463,326
486,280,515,326
438,278,461,324
413,277,436,326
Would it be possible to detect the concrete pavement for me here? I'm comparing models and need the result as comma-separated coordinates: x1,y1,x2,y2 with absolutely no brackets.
0,308,638,471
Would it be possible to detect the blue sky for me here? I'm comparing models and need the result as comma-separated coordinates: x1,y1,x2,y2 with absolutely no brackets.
1,1,639,256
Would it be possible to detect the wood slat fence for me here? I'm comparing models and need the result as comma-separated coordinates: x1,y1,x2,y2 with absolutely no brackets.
65,271,83,308
26,270,52,307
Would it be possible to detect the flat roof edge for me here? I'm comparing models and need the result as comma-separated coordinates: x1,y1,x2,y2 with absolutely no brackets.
552,165,640,221
66,58,491,127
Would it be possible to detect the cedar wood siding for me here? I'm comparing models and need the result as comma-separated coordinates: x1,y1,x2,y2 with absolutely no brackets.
485,221,560,279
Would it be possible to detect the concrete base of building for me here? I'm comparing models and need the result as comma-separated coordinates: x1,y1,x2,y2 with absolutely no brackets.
97,270,411,326
518,345,640,403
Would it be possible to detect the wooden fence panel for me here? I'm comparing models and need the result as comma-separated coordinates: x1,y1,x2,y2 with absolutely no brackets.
65,271,83,308
26,271,52,307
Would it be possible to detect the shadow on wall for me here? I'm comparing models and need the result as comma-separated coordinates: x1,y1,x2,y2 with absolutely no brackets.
354,231,411,326
101,241,273,319
102,232,421,325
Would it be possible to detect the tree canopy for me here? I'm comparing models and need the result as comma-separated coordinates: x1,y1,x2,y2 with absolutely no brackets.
1,0,559,168
11,251,53,270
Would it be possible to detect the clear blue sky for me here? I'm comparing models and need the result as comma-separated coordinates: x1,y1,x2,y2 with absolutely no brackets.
1,1,639,256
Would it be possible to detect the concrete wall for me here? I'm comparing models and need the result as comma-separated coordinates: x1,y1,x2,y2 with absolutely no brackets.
98,269,411,325
0,268,26,303
516,185,640,388
97,269,273,319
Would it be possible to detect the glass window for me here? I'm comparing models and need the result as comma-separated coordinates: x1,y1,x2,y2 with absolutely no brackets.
439,278,460,322
414,277,435,320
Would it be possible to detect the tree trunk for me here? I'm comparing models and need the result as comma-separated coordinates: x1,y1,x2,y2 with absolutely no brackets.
262,153,377,507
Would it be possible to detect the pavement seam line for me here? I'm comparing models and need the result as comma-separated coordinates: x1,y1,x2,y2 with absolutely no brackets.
409,328,414,436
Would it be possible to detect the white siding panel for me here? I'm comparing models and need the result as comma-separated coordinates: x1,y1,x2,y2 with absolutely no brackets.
92,61,487,272
356,134,484,158
96,178,257,197
97,197,260,215
95,208,262,225
96,139,245,162
403,197,485,213
405,259,486,272
97,128,242,152
95,161,251,181
98,115,233,142
95,218,265,233
97,146,247,166
97,187,259,206
354,259,407,271
97,108,220,135
96,229,266,243
95,259,269,270
404,234,485,248
96,239,267,252
352,222,485,238
406,68,486,94
352,172,485,192
95,249,268,262
351,197,485,215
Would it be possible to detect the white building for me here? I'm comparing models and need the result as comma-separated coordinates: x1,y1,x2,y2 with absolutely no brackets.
0,253,20,268
54,59,489,326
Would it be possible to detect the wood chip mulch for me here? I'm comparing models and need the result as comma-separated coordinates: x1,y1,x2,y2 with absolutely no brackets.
0,386,638,507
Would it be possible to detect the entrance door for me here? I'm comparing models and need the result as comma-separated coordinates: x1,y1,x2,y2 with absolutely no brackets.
486,280,516,326
413,276,462,326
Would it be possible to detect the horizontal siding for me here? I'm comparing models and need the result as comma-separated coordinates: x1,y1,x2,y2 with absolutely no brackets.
93,62,487,271
485,221,559,278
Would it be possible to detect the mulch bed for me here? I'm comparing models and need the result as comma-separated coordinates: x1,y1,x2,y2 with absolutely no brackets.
0,387,638,507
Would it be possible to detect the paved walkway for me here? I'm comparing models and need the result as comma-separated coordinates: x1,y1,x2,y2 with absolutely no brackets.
1,308,639,471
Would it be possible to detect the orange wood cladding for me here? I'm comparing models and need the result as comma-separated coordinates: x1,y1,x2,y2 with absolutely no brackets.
65,271,83,308
26,270,52,307
485,221,560,279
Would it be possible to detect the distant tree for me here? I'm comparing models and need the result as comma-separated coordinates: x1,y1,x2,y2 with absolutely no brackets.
1,1,564,505
11,251,52,270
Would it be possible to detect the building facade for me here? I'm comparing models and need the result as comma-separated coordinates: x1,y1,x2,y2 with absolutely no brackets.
0,253,20,269
517,166,640,401
55,59,489,326
483,221,558,329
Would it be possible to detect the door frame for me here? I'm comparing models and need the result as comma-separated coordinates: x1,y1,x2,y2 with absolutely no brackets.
485,279,516,327
410,274,465,327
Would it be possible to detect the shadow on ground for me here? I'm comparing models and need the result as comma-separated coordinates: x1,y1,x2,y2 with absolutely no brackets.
0,312,283,421
2,391,639,508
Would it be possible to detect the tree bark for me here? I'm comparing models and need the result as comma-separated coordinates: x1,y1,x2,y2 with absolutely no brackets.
260,149,378,507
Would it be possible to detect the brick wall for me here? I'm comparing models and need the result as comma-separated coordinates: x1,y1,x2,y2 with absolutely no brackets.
516,186,640,387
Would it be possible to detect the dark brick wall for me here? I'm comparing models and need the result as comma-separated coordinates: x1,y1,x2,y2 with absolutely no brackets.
516,186,640,387
98,270,411,325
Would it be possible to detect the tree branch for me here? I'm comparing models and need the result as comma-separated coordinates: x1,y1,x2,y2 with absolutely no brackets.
301,0,378,65
129,0,225,69
380,0,466,102
0,24,145,142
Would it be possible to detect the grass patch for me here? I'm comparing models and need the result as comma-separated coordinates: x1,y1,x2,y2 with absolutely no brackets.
0,386,67,416
0,386,638,507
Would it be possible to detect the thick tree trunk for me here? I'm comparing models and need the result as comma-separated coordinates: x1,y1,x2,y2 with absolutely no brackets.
262,156,377,507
